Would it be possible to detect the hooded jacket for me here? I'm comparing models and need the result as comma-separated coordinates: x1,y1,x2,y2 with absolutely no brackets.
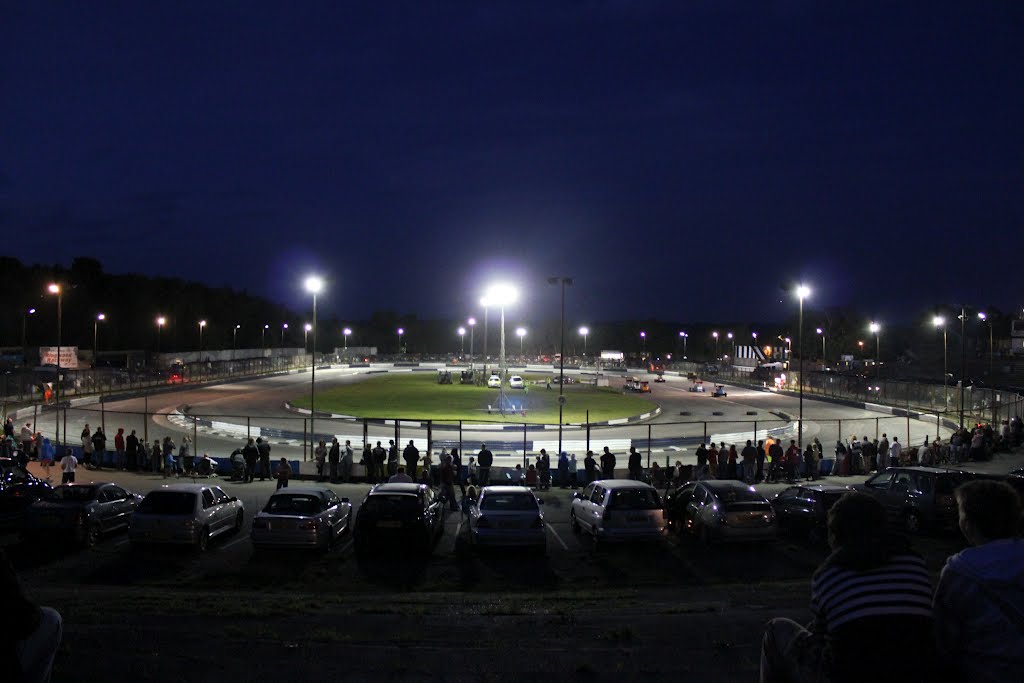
934,538,1024,683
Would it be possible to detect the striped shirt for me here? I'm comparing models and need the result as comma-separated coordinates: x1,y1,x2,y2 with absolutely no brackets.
811,553,933,631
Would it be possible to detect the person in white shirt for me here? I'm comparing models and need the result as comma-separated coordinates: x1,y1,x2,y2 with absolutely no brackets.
388,465,413,483
889,437,902,468
59,451,78,483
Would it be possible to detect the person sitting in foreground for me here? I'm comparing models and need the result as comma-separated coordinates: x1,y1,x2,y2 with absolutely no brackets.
388,465,413,483
760,492,936,683
1,548,62,683
934,479,1024,683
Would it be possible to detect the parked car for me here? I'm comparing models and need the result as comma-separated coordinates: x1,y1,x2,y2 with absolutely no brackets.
0,461,54,533
666,480,776,544
487,374,501,388
570,479,666,545
22,482,143,548
129,483,244,551
251,486,352,551
770,484,853,545
353,483,446,555
467,486,545,552
508,375,524,389
854,466,972,533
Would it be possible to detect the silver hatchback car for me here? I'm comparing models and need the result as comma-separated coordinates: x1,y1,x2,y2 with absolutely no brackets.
129,483,244,551
251,487,352,551
570,479,666,545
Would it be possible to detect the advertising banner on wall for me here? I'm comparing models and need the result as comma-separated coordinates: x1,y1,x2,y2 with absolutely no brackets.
39,347,79,369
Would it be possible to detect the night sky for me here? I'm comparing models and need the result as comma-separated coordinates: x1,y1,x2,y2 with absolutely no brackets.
2,2,1022,324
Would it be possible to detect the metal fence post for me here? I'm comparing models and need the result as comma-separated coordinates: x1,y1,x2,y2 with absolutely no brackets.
427,420,433,465
192,415,198,454
753,420,758,444
523,422,528,468
303,419,307,461
143,396,149,443
459,420,463,459
362,418,369,451
703,421,708,444
875,417,879,440
585,410,591,452
647,424,652,468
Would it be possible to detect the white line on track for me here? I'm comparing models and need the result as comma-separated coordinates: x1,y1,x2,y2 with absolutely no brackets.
546,523,569,550
219,536,250,551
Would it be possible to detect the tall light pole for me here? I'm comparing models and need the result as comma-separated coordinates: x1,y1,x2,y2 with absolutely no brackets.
516,327,526,356
580,326,590,357
262,324,269,349
796,284,810,448
199,320,207,354
712,331,719,360
480,299,490,377
978,312,993,376
343,327,351,355
751,332,757,359
156,316,166,354
397,327,404,355
467,317,476,368
816,327,825,364
639,330,646,357
958,305,966,428
304,275,324,455
458,327,466,358
487,283,519,416
303,323,311,349
933,316,948,421
47,284,62,448
93,313,106,362
22,307,36,350
233,324,241,350
727,331,734,359
547,277,572,455
281,323,288,346
680,331,688,358
869,321,881,380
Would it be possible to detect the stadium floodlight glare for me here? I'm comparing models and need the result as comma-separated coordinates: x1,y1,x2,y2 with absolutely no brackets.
304,275,323,295
579,326,590,356
796,284,811,300
484,283,518,307
869,322,880,334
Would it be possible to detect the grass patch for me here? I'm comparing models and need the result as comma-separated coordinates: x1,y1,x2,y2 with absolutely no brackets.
294,372,654,423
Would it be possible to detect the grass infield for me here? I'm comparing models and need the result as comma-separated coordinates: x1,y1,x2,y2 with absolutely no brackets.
293,372,655,423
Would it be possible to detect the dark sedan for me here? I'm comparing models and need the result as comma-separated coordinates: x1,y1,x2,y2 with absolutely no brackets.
0,460,54,534
770,484,853,544
353,483,446,555
22,482,143,548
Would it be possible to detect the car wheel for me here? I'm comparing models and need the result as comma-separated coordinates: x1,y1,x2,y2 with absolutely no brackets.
233,511,244,533
196,527,210,552
904,511,922,534
570,510,581,534
81,523,100,549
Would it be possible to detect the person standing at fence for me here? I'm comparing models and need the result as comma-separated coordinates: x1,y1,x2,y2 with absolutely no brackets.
600,446,616,479
439,455,458,511
584,450,596,483
340,440,353,483
179,435,193,475
328,437,340,484
113,427,126,471
243,437,259,483
568,453,578,488
20,422,34,459
81,424,93,468
706,443,719,479
275,457,290,490
878,434,890,470
256,437,271,481
741,440,757,484
126,429,139,471
403,440,419,481
755,440,766,483
627,446,643,481
727,445,738,480
451,447,466,496
889,436,902,467
383,440,397,478
314,440,327,482
477,443,493,486
695,443,708,479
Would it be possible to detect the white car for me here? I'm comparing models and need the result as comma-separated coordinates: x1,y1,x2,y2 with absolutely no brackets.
487,374,501,388
467,486,546,552
250,487,352,551
129,483,244,552
570,479,666,545
508,375,524,389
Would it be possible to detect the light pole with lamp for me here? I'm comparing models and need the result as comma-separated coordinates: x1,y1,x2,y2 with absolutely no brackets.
304,275,323,456
22,307,36,350
486,283,519,416
727,331,734,360
579,326,589,357
869,322,881,380
281,323,288,346
751,331,757,355
467,318,476,368
47,284,62,449
816,327,825,364
93,313,106,361
156,316,166,354
978,312,993,376
303,323,311,349
480,298,490,378
199,320,207,353
397,328,404,355
343,327,351,356
679,331,687,358
712,331,719,360
546,277,571,455
233,324,241,350
639,330,646,358
262,324,269,349
516,327,526,356
933,315,948,425
458,327,466,358
796,284,810,448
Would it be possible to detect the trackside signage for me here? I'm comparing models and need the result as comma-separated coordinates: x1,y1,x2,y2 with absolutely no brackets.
40,346,79,369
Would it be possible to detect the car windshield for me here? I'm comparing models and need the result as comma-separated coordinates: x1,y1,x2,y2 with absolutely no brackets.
608,488,662,510
138,491,196,515
362,495,419,516
52,486,99,501
264,494,322,515
713,488,765,506
480,493,538,511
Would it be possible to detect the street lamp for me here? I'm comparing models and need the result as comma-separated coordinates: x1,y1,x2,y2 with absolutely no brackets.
199,320,207,353
47,284,62,448
467,317,476,368
93,313,106,361
516,327,526,356
933,315,948,422
486,282,519,416
546,277,571,457
262,324,269,349
727,331,734,359
22,307,36,350
304,275,324,455
679,331,688,358
343,327,351,355
233,324,241,350
458,326,466,358
712,331,719,360
303,323,311,349
580,326,590,356
816,327,825,363
281,323,288,346
751,332,757,359
869,321,881,379
640,330,646,356
156,316,166,353
796,284,810,448
978,312,993,376
397,327,404,354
